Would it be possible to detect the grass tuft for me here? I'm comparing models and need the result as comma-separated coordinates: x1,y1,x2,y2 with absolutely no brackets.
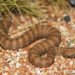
0,0,40,17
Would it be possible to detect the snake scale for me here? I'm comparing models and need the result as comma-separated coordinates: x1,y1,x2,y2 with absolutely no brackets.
0,14,75,68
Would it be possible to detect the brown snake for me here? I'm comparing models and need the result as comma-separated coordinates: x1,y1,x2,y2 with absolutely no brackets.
0,14,75,68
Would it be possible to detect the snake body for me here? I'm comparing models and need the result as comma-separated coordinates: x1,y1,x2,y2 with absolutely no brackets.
0,15,75,68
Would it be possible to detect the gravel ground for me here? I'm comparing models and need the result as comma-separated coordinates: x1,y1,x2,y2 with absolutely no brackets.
0,3,75,75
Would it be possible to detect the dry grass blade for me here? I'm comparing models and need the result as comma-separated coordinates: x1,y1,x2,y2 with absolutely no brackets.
0,0,41,17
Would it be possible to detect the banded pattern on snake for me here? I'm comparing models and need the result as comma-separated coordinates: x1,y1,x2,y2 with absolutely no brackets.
0,15,75,68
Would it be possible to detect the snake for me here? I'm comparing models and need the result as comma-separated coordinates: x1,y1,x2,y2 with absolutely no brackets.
0,14,75,68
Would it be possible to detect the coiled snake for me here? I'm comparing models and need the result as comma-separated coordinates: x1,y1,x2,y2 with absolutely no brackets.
0,15,75,68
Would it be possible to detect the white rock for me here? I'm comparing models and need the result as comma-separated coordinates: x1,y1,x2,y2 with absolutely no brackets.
2,72,8,75
16,52,20,56
16,63,21,68
71,24,75,30
35,68,42,75
69,61,73,65
26,65,30,68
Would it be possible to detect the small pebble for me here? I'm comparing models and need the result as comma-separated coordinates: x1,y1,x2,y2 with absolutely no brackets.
69,61,73,65
16,52,20,56
16,63,21,68
35,68,42,75
26,65,30,68
2,72,8,75
69,0,75,7
63,15,71,23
